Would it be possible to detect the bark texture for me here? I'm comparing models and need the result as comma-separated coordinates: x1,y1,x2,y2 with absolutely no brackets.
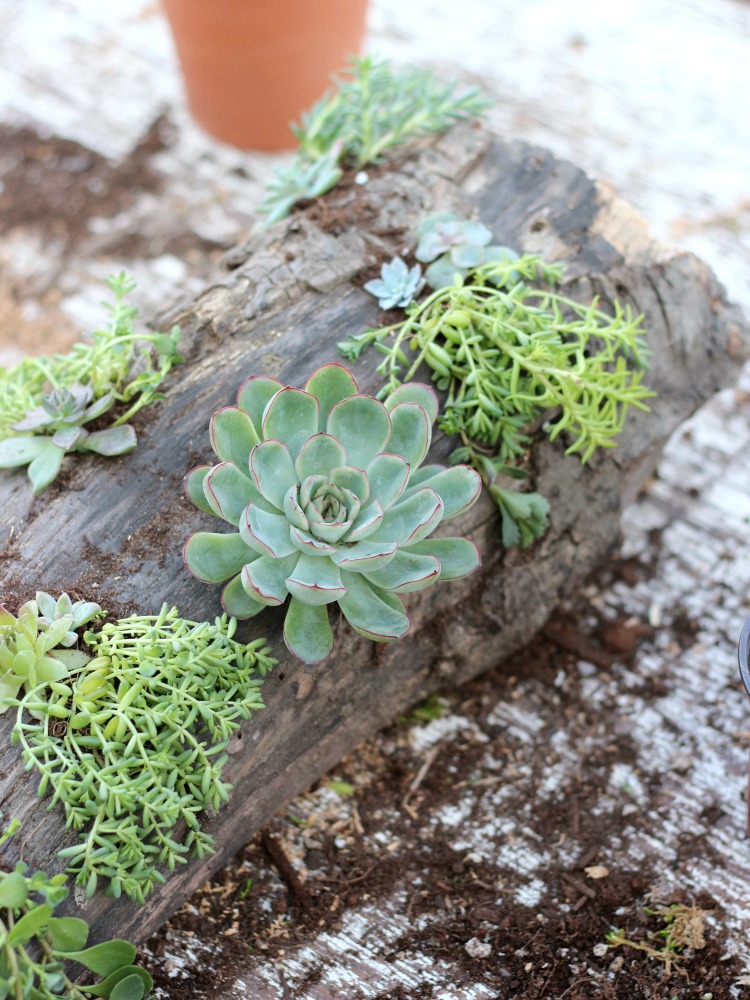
0,124,745,943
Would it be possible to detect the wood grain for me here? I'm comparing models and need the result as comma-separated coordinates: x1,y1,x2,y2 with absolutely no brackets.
0,124,744,943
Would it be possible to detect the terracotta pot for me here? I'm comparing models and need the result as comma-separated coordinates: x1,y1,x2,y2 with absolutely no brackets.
162,0,369,151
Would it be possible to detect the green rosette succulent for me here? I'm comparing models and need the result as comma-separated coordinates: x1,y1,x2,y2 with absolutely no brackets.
183,363,482,664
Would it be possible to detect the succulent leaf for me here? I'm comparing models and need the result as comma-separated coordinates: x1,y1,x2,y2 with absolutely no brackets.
28,440,66,494
236,376,284,433
183,363,482,662
0,436,46,467
383,383,438,425
81,426,137,457
184,466,214,515
210,407,260,471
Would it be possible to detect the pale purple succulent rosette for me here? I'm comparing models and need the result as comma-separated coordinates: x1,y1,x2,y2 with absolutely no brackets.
183,363,482,664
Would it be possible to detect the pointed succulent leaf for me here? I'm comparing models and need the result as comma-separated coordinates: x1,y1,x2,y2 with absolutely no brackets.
51,424,86,451
210,407,260,469
0,436,46,467
405,537,481,580
295,433,347,482
236,376,283,434
306,512,353,544
338,573,410,641
285,554,346,606
371,488,444,547
283,598,333,664
386,402,431,470
221,573,265,618
363,550,441,593
184,532,254,583
262,388,319,458
250,440,298,510
347,500,384,542
204,462,259,526
383,382,438,425
402,465,482,518
81,393,116,423
80,426,137,456
283,484,309,531
184,466,214,515
242,554,298,607
28,440,66,493
330,539,398,573
326,395,391,469
330,466,369,504
241,505,296,559
305,364,359,429
298,474,327,508
290,525,337,557
365,453,410,510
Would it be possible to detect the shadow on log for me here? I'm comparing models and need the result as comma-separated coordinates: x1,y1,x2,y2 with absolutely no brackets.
0,124,745,944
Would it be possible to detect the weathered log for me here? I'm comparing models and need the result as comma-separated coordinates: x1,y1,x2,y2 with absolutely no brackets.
0,123,745,944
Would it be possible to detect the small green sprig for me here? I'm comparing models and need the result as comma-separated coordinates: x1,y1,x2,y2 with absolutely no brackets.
11,606,275,904
0,821,152,1000
257,56,489,224
0,273,181,491
340,255,653,542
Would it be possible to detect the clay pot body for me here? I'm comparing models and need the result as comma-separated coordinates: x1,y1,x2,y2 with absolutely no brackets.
162,0,369,151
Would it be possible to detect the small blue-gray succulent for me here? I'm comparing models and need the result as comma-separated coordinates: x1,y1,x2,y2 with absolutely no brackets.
184,363,482,664
364,257,425,310
0,382,136,493
416,212,520,289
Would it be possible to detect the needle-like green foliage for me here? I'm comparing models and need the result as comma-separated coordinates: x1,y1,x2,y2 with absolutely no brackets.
10,606,275,905
0,819,152,1000
0,273,181,492
257,56,489,225
340,254,653,543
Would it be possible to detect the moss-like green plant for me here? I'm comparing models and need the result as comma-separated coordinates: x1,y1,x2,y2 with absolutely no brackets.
183,363,482,664
0,594,102,710
257,56,489,225
10,605,275,904
341,254,653,543
0,273,181,492
0,820,152,1000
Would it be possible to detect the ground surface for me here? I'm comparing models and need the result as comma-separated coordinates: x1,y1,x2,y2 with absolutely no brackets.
1,0,750,997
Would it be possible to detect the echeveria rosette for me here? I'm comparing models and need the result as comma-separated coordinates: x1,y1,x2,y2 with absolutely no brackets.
183,363,482,664
415,212,520,290
364,257,425,310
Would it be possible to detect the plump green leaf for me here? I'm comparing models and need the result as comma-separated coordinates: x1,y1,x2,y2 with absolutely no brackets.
80,426,137,457
330,466,369,503
204,461,259,526
382,382,438,425
289,525,337,557
183,465,214,515
283,599,333,664
28,440,66,493
346,501,384,542
285,554,346,606
0,436,46,467
241,505,297,559
221,573,265,619
330,539,398,573
48,915,89,952
109,974,147,1000
402,465,482,518
210,407,260,470
250,440,297,510
365,453,410,510
295,433,346,482
184,531,254,583
370,488,443,546
62,939,136,976
405,537,481,580
304,364,359,428
362,550,440,593
7,903,52,945
386,402,431,470
81,965,151,998
338,573,409,641
326,394,391,469
242,554,297,607
262,388,319,458
236,375,283,433
0,871,29,908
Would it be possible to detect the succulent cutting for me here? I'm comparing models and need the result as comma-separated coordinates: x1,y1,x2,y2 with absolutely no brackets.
415,212,520,290
364,257,425,310
184,363,482,664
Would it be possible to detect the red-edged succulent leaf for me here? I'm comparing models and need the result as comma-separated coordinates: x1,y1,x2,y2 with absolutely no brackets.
240,505,297,559
236,375,283,434
262,387,319,458
383,382,438,425
295,433,347,482
370,488,444,547
338,573,410,641
242,554,298,607
250,440,298,510
221,573,266,618
402,465,482,518
326,394,392,469
284,554,346,606
362,550,441,593
386,402,431,470
184,465,214,515
283,599,333,664
184,532,255,583
210,407,260,470
305,364,359,429
404,537,481,580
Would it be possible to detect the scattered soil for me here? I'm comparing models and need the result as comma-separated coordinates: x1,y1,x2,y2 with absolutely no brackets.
142,555,744,999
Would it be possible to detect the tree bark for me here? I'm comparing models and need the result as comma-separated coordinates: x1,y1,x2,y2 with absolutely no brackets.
0,124,745,943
